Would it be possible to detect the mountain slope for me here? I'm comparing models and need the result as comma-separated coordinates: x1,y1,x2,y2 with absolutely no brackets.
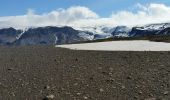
14,26,89,45
129,23,170,37
0,28,21,45
0,23,170,46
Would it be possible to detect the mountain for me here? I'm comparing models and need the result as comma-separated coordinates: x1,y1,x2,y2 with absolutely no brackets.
0,23,170,46
129,23,170,37
0,26,94,46
14,26,89,45
77,26,114,39
111,26,131,37
0,28,21,45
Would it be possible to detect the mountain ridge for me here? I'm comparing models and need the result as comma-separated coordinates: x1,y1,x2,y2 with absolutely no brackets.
0,23,170,46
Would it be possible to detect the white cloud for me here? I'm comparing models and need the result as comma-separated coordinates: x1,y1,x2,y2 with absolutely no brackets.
0,3,170,29
110,3,170,26
0,6,99,29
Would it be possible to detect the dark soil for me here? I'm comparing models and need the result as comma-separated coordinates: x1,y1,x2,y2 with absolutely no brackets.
0,46,169,100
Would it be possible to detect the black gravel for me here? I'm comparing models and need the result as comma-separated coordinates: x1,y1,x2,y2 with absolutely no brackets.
0,46,169,100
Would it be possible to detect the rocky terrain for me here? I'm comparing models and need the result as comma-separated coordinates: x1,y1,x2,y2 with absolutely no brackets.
0,46,169,100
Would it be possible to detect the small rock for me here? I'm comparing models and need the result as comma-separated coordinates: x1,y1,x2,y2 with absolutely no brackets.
121,85,125,89
76,92,81,95
102,71,107,75
109,67,113,71
106,79,114,83
75,77,81,80
61,87,65,91
83,96,88,99
99,88,104,92
44,85,50,89
86,84,89,87
19,78,22,81
163,91,169,95
66,92,71,95
43,94,55,100
89,77,94,80
72,66,76,68
138,91,142,94
75,58,78,61
134,96,138,99
135,85,140,89
98,67,102,70
7,68,13,71
11,92,15,97
21,84,24,87
73,83,78,86
148,93,153,97
54,59,57,62
126,76,132,80
109,72,112,75
160,64,165,67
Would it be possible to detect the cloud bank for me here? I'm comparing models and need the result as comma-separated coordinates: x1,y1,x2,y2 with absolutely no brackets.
0,3,170,29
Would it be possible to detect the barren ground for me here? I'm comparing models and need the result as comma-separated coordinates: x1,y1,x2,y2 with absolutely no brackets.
0,46,169,100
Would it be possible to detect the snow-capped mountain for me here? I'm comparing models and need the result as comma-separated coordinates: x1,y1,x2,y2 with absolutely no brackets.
0,26,92,45
0,23,170,46
0,27,21,45
129,23,170,37
135,23,170,31
76,26,115,39
14,26,91,45
111,26,131,37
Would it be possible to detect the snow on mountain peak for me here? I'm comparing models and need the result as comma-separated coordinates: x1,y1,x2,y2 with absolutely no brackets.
136,23,170,31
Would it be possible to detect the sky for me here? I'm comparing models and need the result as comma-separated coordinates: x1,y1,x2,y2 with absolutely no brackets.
1,0,170,17
0,0,170,29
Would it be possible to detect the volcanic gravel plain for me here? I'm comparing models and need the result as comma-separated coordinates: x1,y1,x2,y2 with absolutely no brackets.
0,46,169,100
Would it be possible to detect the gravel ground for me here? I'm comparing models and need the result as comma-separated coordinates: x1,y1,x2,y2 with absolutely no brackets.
0,46,169,100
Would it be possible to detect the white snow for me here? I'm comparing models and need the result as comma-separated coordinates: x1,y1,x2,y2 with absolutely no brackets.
56,40,170,51
78,32,94,40
136,23,170,31
54,34,58,44
16,28,29,40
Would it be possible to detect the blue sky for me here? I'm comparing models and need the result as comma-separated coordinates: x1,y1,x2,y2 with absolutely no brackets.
1,0,170,29
0,0,170,17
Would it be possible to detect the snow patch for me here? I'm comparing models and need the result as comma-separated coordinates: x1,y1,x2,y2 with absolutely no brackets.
16,28,29,40
56,40,170,51
54,34,58,44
